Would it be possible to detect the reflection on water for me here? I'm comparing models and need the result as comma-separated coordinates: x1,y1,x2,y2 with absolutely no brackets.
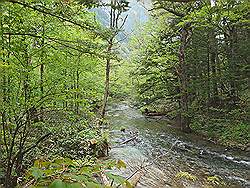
108,102,250,187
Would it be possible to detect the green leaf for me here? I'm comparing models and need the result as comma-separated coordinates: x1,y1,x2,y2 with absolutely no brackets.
124,180,133,188
105,172,126,185
31,167,44,180
67,183,82,188
116,160,126,169
49,179,83,188
49,179,66,188
85,182,102,188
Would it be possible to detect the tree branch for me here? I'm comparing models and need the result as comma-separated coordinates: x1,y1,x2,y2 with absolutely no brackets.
22,133,52,155
3,32,108,58
5,0,97,32
150,6,185,17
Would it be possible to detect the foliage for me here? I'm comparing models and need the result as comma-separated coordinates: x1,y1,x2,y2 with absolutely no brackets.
34,117,109,160
191,117,249,147
130,0,249,145
130,14,179,107
220,123,249,144
22,158,131,188
175,171,197,181
207,175,225,186
0,0,112,186
0,0,249,187
110,60,136,100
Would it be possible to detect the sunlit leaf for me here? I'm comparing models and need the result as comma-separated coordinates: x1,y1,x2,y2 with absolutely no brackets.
116,160,126,169
85,182,102,188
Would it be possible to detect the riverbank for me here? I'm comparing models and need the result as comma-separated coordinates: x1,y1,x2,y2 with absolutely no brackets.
190,118,250,151
138,103,249,151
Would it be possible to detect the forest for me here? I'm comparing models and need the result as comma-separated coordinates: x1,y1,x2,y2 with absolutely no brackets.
0,0,249,187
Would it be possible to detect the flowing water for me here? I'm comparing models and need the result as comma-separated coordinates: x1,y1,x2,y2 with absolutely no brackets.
107,102,250,188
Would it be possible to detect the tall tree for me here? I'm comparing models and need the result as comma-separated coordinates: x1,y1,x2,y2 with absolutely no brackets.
100,0,129,121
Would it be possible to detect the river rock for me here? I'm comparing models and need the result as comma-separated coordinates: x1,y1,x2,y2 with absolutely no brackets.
245,146,250,152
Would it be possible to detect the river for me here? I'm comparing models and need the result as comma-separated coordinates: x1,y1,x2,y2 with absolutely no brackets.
107,102,250,188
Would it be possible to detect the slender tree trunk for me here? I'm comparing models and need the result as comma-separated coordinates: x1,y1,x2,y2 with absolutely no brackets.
63,69,68,108
207,33,211,100
206,33,211,113
229,27,238,97
210,39,218,97
100,39,113,119
178,24,191,132
100,0,121,122
207,28,219,100
40,14,46,119
209,1,219,98
76,57,80,114
3,21,15,188
101,58,111,119
40,26,45,97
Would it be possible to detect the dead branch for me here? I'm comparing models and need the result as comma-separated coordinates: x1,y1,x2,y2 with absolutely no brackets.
120,136,137,145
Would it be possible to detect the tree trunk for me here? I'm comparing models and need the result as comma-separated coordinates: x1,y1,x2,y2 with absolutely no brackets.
101,58,111,119
40,13,46,120
228,27,238,97
209,30,218,97
178,24,191,132
100,0,123,123
76,62,80,114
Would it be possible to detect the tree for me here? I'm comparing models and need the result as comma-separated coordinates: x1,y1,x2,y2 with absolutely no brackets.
100,0,129,122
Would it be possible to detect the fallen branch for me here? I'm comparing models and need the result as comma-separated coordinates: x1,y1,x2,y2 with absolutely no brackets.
120,136,137,145
100,172,110,186
23,179,35,188
125,170,144,188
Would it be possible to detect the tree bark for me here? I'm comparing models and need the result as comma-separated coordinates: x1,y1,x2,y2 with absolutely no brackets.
100,43,112,120
210,31,218,97
178,24,191,132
